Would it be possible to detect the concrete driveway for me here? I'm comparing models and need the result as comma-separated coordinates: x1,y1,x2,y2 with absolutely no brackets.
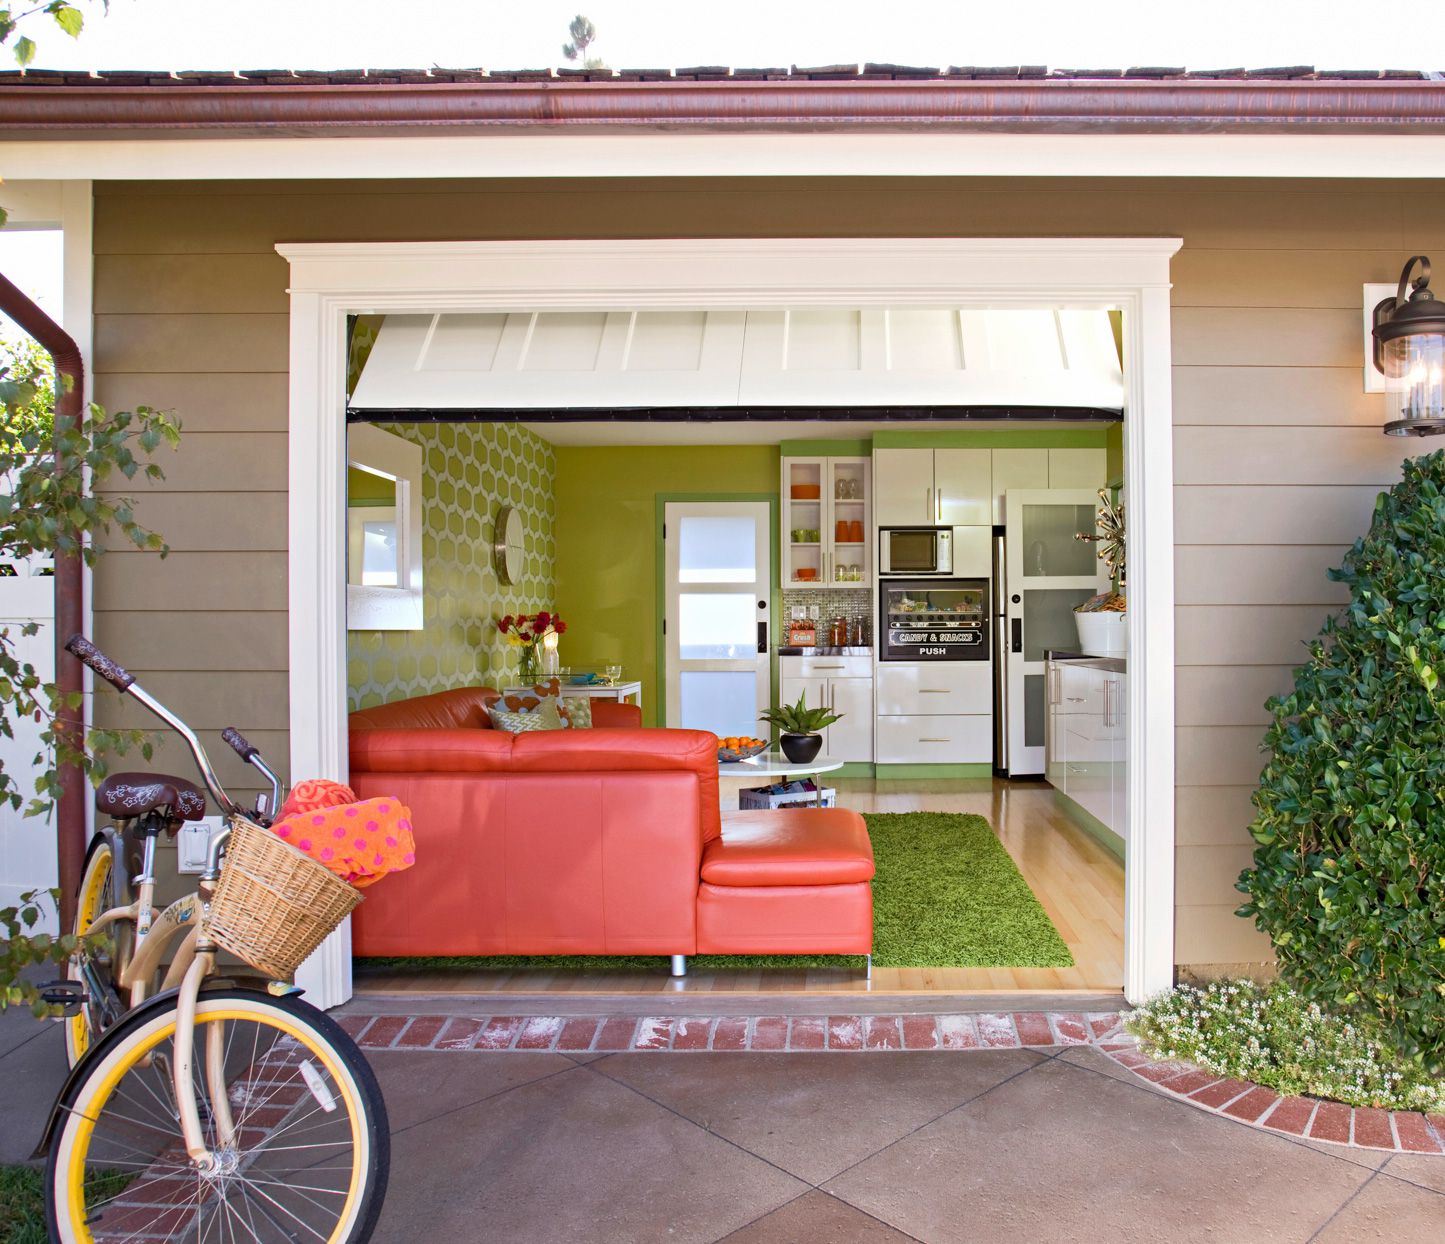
4,1003,1443,1242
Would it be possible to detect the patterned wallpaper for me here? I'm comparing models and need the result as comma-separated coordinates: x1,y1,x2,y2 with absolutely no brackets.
346,420,556,711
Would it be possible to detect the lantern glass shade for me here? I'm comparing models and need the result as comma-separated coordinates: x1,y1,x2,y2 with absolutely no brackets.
1374,256,1445,436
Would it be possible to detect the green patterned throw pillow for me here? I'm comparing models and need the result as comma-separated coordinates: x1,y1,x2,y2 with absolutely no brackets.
488,697,565,733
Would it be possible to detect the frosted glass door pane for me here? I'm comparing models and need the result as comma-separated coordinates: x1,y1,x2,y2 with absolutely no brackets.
1019,503,1097,577
678,593,756,658
680,671,758,736
679,516,758,584
1022,588,1097,662
361,521,399,586
1023,673,1046,748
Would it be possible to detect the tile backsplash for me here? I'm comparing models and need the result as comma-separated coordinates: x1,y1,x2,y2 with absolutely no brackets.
781,588,874,645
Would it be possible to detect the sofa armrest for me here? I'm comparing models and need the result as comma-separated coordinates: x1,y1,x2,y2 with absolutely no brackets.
591,700,642,728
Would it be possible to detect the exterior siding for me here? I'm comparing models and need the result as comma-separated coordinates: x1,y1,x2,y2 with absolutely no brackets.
90,175,1441,967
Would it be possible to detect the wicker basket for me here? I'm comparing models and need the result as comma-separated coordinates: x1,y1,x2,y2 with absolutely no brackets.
205,817,362,979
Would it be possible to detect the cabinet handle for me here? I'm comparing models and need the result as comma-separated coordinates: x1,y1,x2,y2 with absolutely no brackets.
919,688,949,694
815,663,845,670
1068,765,1087,774
936,486,942,522
919,737,950,743
1103,678,1114,728
925,486,932,523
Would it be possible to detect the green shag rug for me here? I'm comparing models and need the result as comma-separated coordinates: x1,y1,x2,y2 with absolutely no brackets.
360,812,1073,974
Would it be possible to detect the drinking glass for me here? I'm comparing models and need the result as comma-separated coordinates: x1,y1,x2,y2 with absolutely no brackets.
605,663,623,685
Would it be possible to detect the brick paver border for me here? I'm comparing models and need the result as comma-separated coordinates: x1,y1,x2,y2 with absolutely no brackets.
339,1008,1445,1156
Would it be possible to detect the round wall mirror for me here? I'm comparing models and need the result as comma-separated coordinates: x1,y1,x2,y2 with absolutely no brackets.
493,505,524,585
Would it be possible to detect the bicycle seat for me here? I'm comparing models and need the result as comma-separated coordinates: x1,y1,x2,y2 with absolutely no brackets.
96,773,206,824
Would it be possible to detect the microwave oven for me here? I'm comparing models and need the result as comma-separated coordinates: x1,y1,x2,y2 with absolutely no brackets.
879,527,954,577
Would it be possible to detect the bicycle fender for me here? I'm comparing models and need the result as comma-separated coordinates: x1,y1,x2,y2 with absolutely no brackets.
30,977,303,1159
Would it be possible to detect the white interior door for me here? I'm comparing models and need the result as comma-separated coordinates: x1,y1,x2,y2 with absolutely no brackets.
1004,489,1109,776
664,501,771,738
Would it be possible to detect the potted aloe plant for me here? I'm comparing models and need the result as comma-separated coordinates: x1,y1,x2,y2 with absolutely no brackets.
759,691,843,765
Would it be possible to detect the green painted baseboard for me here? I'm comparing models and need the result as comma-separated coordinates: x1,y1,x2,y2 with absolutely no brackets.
1052,788,1126,861
873,763,994,780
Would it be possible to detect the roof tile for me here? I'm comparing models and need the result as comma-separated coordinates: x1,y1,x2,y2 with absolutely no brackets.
1051,68,1125,78
1244,65,1315,78
862,63,941,77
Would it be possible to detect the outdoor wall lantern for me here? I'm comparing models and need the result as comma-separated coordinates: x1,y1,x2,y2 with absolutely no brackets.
1374,255,1445,436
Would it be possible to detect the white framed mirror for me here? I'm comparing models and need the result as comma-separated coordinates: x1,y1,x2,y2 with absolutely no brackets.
346,424,424,630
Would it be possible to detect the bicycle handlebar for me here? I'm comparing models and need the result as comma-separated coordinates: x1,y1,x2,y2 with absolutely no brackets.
65,634,136,692
221,727,259,762
63,633,241,818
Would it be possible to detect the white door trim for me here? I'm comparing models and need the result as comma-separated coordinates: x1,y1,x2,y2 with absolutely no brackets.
278,235,1181,1006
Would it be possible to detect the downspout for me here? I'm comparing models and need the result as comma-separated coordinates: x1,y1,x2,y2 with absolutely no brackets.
0,270,86,929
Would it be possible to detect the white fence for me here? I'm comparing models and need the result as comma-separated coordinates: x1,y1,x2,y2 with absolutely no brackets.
0,548,58,932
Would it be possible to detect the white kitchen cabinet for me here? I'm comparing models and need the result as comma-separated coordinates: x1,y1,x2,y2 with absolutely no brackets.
875,662,991,717
873,447,990,527
1048,447,1108,491
827,678,875,763
934,448,992,526
779,657,873,762
781,455,870,589
1044,656,1126,843
875,712,992,764
990,448,1049,525
873,448,935,526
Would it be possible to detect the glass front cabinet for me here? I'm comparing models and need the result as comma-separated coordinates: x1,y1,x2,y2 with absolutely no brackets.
781,456,871,589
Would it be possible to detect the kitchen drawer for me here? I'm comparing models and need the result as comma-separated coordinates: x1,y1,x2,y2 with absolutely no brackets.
875,662,991,716
779,654,873,680
876,713,992,764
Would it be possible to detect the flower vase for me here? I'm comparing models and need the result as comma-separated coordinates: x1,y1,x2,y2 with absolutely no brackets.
541,643,560,678
518,644,540,684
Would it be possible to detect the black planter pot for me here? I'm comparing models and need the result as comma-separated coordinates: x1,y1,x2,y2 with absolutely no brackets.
779,732,823,765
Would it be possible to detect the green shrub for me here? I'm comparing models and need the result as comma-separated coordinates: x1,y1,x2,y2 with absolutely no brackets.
1127,980,1444,1111
1238,449,1445,1069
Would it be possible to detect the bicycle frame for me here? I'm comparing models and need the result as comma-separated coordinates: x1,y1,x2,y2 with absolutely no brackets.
63,634,290,1171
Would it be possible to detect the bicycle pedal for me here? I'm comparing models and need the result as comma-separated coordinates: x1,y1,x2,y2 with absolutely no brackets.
39,980,86,1016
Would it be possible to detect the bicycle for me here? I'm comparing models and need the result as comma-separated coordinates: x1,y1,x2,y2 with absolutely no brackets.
37,635,391,1243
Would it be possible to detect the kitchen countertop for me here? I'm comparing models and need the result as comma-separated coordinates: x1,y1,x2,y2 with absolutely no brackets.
1046,649,1126,673
776,646,873,657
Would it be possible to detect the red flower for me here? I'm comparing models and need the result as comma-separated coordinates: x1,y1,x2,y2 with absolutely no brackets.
531,618,547,636
554,621,568,635
535,610,551,628
498,615,514,632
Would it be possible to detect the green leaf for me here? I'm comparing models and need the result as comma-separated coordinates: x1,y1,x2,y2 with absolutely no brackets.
53,3,83,37
12,33,33,65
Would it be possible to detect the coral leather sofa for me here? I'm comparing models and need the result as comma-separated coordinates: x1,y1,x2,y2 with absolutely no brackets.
347,687,874,971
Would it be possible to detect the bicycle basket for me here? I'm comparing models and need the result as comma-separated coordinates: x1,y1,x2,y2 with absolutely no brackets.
205,817,362,979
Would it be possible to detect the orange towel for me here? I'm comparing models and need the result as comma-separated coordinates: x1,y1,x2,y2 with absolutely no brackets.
271,797,416,889
278,778,358,821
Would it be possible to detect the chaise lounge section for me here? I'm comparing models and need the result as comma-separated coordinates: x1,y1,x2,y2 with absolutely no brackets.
347,687,874,974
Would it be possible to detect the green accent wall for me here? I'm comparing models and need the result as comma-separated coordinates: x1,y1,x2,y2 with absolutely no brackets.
347,421,556,710
1106,422,1125,489
553,445,780,727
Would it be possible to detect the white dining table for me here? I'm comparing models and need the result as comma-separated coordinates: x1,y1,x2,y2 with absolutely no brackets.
504,679,643,712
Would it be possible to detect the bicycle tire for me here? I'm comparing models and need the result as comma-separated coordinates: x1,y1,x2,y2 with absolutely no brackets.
46,987,390,1243
65,834,128,1067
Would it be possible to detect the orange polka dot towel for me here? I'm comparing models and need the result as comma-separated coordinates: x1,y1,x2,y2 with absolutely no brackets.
271,797,416,889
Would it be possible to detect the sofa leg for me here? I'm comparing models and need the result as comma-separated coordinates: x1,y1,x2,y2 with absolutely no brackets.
670,954,688,978
865,954,872,981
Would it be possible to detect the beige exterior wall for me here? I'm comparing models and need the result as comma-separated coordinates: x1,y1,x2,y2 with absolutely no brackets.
90,175,1440,966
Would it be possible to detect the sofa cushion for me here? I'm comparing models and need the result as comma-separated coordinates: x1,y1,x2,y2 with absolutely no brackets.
349,727,515,774
700,809,875,887
350,686,500,731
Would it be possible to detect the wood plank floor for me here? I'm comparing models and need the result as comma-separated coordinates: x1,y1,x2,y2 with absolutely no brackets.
353,777,1125,998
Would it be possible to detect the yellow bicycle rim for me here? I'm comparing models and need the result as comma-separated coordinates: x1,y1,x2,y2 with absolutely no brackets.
61,1002,368,1243
67,843,114,1062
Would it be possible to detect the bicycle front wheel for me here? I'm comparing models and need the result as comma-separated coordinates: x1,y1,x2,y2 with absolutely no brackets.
46,987,390,1243
66,834,127,1066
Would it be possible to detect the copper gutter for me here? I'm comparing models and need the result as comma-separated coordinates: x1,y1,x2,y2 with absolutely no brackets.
2,77,1445,137
0,271,85,928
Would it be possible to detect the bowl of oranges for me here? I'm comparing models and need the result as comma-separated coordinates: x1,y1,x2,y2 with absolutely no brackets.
717,735,769,763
